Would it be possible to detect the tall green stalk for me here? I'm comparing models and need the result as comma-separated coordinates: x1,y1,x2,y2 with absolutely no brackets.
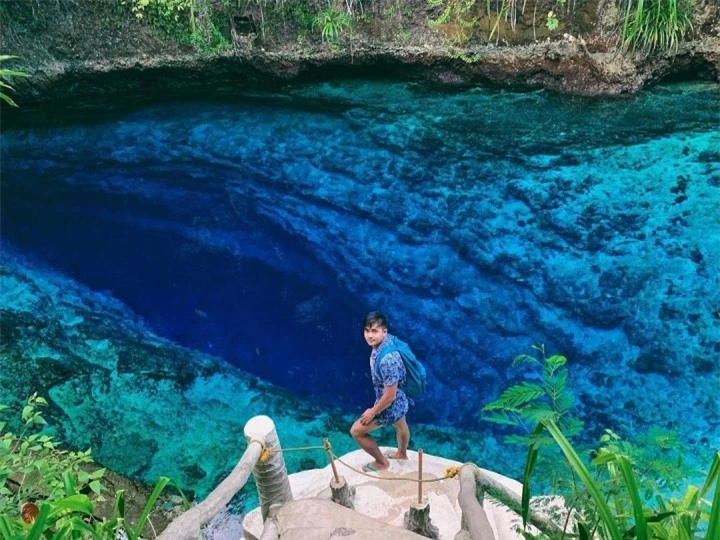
543,420,623,540
621,0,694,53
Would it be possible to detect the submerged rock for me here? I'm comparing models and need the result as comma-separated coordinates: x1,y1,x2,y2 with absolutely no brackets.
0,247,523,500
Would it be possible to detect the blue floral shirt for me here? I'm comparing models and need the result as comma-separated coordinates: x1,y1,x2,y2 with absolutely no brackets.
370,336,409,426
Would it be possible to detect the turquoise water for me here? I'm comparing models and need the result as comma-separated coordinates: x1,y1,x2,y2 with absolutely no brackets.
1,80,718,504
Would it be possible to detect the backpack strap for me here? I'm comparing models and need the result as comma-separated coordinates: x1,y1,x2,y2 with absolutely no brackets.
374,344,399,379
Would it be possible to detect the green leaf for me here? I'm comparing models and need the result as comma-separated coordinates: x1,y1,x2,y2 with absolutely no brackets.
542,419,622,540
62,470,77,496
0,516,17,539
521,424,542,529
89,480,103,495
706,454,720,540
131,476,171,539
89,468,106,480
545,354,566,372
577,520,591,540
616,455,647,540
482,383,544,412
700,451,719,498
0,90,17,106
512,353,538,366
591,451,617,466
113,490,126,520
0,70,27,79
52,517,102,540
26,504,51,540
48,494,94,518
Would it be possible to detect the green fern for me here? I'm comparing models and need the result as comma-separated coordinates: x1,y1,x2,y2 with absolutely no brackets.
427,0,478,43
0,55,27,107
482,345,583,444
483,382,544,412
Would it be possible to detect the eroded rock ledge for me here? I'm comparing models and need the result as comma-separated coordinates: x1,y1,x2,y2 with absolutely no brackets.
1,0,718,108
7,37,720,109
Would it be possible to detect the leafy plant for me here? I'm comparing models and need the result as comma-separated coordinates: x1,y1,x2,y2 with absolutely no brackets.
0,395,188,539
121,0,230,52
428,0,569,44
123,0,194,23
313,3,353,43
427,0,478,44
482,345,583,447
0,477,178,539
0,393,105,520
485,349,718,539
522,419,719,540
399,28,413,41
546,11,559,31
0,55,27,107
620,0,694,53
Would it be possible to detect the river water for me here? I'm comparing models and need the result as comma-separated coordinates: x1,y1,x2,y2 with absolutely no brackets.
1,80,718,502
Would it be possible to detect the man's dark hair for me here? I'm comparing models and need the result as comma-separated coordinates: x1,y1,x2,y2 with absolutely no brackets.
364,311,388,329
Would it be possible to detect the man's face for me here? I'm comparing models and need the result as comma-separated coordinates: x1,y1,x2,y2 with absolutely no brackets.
364,323,387,348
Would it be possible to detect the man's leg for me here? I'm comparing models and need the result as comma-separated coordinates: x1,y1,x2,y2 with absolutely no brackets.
350,419,390,471
388,416,409,459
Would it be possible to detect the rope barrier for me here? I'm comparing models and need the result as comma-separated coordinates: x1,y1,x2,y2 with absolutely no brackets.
250,438,479,484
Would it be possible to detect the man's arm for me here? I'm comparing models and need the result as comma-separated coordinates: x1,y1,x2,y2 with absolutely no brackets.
360,383,397,425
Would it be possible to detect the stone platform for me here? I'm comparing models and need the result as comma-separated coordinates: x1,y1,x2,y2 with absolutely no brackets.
243,447,531,540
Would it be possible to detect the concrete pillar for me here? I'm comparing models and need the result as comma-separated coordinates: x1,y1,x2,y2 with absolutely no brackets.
244,415,293,520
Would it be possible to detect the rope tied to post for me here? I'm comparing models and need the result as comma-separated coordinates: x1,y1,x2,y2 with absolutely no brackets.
250,442,328,463
247,438,273,463
249,437,478,484
332,456,476,484
444,466,461,479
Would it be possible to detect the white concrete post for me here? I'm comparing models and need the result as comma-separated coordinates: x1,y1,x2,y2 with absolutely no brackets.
244,415,293,520
157,421,264,540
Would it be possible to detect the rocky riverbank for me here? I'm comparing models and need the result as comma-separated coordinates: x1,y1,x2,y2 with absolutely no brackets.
0,0,718,109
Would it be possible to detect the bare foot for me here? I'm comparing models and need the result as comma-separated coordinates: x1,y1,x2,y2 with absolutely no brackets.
363,459,390,472
384,450,409,460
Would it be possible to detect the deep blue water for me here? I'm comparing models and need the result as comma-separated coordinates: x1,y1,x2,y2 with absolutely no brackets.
2,80,719,454
1,168,374,405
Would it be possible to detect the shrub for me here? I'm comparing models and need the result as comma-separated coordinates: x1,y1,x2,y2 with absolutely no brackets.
313,3,353,43
522,420,719,539
620,0,694,53
0,394,187,539
483,347,719,539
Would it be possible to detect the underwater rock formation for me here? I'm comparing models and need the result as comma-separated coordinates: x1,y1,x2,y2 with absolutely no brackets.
1,82,718,486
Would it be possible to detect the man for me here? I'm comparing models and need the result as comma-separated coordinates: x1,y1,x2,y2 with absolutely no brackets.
350,311,410,472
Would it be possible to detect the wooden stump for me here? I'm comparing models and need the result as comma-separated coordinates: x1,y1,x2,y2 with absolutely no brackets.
330,476,356,509
404,500,439,539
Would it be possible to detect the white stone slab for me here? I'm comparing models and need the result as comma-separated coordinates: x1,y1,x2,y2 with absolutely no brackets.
243,447,538,540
